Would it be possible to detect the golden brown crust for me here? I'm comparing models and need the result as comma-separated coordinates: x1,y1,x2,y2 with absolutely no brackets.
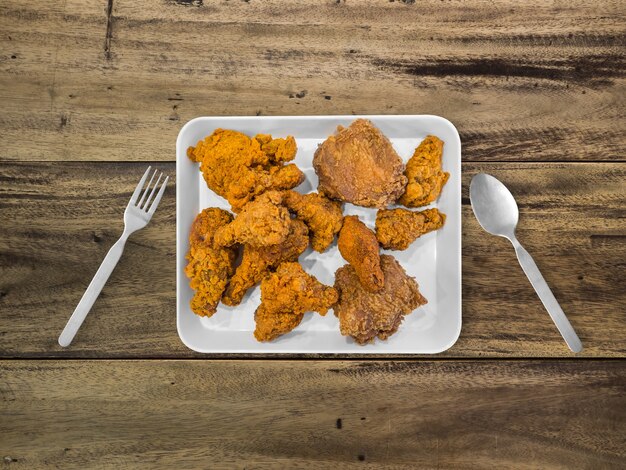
214,191,291,248
398,135,449,207
253,262,338,341
375,208,446,250
313,119,407,208
334,255,428,345
184,208,238,317
255,134,298,163
337,215,384,292
222,219,309,306
253,307,305,343
187,129,303,212
282,190,344,252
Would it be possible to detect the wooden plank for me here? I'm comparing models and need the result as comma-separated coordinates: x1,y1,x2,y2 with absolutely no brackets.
0,360,624,468
0,161,623,358
1,0,624,162
0,1,111,161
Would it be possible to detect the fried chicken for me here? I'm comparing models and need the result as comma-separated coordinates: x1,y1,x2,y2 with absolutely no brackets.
334,255,428,344
222,219,309,306
255,134,298,163
214,191,291,248
398,135,449,207
282,190,344,252
254,309,305,343
337,215,384,292
376,208,446,250
254,262,338,341
313,119,407,208
184,208,238,317
187,129,304,212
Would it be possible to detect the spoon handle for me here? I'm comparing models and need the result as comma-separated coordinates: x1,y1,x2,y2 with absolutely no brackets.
511,239,583,353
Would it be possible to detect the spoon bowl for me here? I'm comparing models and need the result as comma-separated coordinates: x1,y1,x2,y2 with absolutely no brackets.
469,173,519,240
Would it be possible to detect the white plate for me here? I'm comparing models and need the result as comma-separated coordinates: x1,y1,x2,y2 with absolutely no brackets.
176,115,461,354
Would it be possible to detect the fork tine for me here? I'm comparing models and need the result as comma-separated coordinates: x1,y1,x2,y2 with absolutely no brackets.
141,172,163,210
130,166,152,205
137,169,158,207
148,176,169,215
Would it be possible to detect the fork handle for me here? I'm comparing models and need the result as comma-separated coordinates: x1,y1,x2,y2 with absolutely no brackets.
512,239,583,353
58,234,128,347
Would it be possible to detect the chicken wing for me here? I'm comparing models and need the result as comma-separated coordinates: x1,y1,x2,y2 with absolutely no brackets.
254,262,338,341
337,215,384,292
222,219,309,306
214,191,291,248
398,135,449,207
376,208,446,250
282,190,343,252
187,129,304,212
313,119,407,208
184,208,238,317
334,255,427,344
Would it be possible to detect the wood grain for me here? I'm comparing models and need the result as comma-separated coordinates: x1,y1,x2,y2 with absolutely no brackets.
1,2,624,466
1,162,623,358
0,360,624,469
1,0,624,162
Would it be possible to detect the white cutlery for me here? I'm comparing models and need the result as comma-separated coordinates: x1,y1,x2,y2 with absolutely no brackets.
58,167,169,347
470,173,582,353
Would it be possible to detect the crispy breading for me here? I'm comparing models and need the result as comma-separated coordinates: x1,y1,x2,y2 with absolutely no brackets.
282,190,343,252
334,255,427,344
398,135,449,207
184,208,238,317
214,191,291,248
222,219,309,306
254,262,338,342
255,134,298,163
313,119,407,208
375,208,446,250
338,215,384,292
254,308,305,343
187,129,303,212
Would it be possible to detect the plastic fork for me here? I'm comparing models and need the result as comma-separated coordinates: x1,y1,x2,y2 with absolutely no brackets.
58,167,169,347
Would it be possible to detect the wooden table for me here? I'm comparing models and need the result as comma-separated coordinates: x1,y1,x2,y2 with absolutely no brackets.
1,1,624,468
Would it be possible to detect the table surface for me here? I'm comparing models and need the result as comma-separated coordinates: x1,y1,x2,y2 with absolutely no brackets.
1,1,624,468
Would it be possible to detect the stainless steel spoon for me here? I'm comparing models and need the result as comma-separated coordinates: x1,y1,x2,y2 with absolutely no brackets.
469,173,583,353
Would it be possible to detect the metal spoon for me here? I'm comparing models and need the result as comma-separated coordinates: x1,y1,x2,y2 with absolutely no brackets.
469,173,583,353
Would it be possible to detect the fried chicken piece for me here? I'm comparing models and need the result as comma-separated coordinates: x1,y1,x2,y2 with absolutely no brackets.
254,262,338,341
258,263,338,317
188,129,304,212
255,134,298,163
376,208,446,250
214,191,291,248
334,255,428,344
222,219,309,306
282,190,344,252
338,216,384,292
254,309,305,343
184,208,238,317
398,135,449,207
313,119,407,208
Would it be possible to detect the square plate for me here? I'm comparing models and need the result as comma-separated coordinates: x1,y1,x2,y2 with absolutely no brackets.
176,115,461,354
